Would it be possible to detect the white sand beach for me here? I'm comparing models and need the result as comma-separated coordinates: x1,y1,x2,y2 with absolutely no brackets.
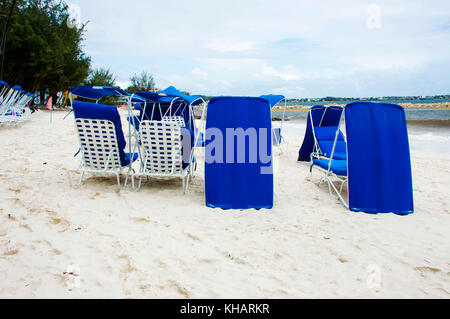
0,110,449,299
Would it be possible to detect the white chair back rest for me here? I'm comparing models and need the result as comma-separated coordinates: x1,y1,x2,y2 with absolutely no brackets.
163,115,186,127
75,118,121,170
139,120,183,175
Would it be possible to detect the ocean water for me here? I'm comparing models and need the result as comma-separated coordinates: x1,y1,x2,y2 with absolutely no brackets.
284,98,450,106
273,98,450,121
273,109,450,121
194,99,450,121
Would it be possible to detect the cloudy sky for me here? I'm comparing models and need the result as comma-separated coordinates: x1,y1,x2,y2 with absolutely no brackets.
66,0,450,98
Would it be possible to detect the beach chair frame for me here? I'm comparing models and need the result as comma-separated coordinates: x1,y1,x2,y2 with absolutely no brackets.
309,106,349,208
133,120,194,193
68,118,132,188
0,87,33,126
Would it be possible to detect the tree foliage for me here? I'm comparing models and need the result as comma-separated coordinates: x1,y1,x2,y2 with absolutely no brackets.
126,71,155,93
0,0,90,104
85,67,116,87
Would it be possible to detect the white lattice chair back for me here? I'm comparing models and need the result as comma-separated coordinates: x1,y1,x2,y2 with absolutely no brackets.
75,118,122,170
139,120,184,175
162,116,186,127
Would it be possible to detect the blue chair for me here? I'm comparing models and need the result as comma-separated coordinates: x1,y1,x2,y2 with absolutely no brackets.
307,105,349,207
68,101,138,187
303,102,414,215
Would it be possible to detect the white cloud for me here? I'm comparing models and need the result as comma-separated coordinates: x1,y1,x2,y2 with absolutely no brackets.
258,65,300,81
66,0,450,97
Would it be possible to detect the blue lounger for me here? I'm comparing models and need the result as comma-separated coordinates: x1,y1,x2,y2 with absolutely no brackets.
70,101,138,187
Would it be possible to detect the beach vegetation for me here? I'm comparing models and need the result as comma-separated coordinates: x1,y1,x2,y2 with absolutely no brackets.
126,70,155,93
85,67,116,87
0,0,91,106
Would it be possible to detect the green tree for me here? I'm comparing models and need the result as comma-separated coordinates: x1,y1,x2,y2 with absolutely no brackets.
0,0,90,106
126,71,155,93
85,67,116,87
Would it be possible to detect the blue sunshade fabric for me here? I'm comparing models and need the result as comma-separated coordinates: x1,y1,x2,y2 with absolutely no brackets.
135,86,204,106
70,85,145,103
72,101,137,167
0,81,9,87
205,97,273,210
160,86,204,106
345,102,414,215
259,95,285,108
298,105,344,161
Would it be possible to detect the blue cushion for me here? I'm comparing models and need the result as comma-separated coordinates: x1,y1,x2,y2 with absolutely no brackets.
314,126,347,160
312,158,347,176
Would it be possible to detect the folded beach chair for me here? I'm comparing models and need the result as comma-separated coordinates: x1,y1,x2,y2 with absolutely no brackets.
133,120,195,193
204,97,274,210
68,101,138,187
345,102,413,215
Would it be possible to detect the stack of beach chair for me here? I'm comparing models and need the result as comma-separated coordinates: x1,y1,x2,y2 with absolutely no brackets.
0,81,34,126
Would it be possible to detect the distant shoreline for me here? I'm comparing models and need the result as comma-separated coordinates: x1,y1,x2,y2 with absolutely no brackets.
272,101,450,110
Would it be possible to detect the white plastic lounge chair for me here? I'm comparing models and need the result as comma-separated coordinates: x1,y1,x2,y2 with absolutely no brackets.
162,115,186,126
68,101,138,187
133,120,194,193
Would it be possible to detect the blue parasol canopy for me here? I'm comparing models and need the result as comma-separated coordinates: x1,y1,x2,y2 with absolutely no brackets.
135,86,204,106
134,91,173,104
160,86,204,106
259,94,285,108
0,81,9,87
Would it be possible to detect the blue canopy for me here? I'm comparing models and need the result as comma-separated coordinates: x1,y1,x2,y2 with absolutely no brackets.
0,81,9,87
345,102,414,215
160,86,204,106
70,85,145,103
134,91,174,104
259,95,285,108
298,105,343,161
12,85,22,91
135,86,204,106
205,97,273,210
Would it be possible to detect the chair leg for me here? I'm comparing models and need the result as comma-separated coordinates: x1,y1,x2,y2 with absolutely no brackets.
124,172,129,187
135,176,143,192
116,173,121,188
78,171,85,185
327,176,349,208
185,173,190,194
